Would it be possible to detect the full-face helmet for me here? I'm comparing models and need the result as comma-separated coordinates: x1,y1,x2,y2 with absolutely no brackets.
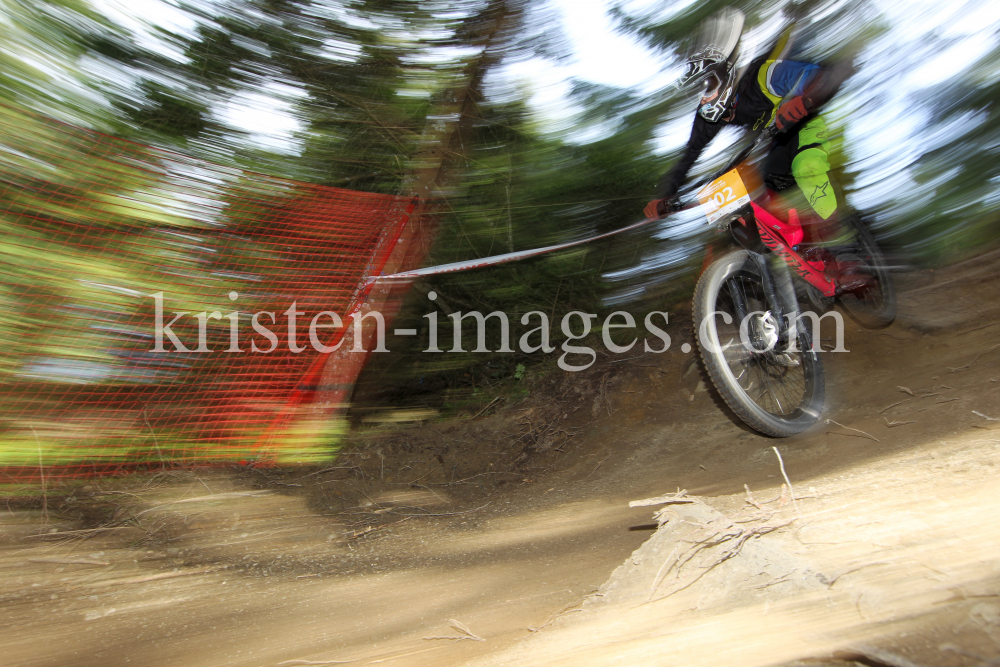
677,9,745,122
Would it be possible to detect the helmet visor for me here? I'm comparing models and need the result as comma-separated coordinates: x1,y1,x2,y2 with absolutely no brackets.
701,71,723,102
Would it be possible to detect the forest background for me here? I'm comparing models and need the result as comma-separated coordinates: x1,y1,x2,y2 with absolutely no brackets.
2,0,999,432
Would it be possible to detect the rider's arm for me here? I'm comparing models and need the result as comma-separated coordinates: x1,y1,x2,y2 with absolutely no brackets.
655,113,724,200
767,59,852,130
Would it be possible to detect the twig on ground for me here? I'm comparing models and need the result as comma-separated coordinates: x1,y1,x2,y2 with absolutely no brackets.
824,561,891,588
472,397,503,420
423,619,484,642
973,410,1000,421
277,659,355,665
879,399,912,414
427,471,521,486
897,386,915,396
391,502,490,517
743,485,764,510
583,453,611,480
772,447,800,517
345,517,411,540
949,343,1000,372
609,354,646,364
528,599,587,632
957,321,1000,336
294,466,362,481
753,572,795,589
826,419,880,442
629,489,694,508
884,417,916,427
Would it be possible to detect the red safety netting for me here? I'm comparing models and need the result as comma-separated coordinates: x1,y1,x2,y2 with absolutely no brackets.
0,105,416,484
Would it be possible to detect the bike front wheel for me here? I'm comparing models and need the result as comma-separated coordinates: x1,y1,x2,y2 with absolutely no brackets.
693,250,825,437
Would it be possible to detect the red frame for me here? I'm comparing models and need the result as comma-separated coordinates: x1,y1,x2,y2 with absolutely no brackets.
747,203,837,297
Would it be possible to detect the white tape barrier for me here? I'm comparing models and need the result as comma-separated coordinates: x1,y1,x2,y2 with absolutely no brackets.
368,215,662,284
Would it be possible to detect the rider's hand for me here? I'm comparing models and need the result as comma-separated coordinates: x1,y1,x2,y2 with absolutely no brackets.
644,198,671,220
776,96,809,132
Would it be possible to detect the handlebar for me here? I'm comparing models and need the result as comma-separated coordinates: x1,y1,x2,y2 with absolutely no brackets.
669,122,778,215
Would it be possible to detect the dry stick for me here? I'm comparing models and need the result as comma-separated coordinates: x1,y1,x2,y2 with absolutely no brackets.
772,447,800,517
629,489,692,508
448,619,484,641
884,417,916,427
391,502,491,517
582,453,611,480
949,343,1000,372
826,419,880,442
825,561,891,588
30,426,48,525
958,321,1000,336
744,484,764,510
423,619,484,642
472,397,503,420
879,399,912,414
973,410,1000,421
527,597,589,632
294,466,361,481
277,659,355,665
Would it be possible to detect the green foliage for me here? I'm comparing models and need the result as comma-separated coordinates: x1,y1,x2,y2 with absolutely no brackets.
3,0,1000,431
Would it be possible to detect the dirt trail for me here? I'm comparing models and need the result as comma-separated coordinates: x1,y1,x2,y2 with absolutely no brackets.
3,250,1000,667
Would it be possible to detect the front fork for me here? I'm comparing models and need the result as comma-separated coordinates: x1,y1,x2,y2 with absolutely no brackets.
730,251,797,349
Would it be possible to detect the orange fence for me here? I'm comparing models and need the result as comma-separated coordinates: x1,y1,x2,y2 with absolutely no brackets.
0,105,417,483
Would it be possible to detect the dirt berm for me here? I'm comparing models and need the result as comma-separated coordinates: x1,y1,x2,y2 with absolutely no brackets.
3,250,1000,667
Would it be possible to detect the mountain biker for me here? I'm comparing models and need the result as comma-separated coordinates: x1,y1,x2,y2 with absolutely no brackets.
643,11,862,291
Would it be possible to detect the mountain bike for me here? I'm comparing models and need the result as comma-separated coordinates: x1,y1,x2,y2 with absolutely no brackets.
685,124,896,437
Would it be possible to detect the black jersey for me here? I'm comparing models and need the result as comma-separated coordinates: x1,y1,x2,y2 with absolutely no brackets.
656,55,821,199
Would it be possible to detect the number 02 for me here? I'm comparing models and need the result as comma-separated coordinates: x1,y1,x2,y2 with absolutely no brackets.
713,186,734,207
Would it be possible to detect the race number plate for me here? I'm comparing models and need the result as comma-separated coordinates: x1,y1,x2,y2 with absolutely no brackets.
698,169,750,225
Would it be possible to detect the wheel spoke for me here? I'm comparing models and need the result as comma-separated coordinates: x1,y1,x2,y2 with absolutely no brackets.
713,272,810,417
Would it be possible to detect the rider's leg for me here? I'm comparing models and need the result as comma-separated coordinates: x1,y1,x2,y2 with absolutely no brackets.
791,116,838,220
780,117,870,294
